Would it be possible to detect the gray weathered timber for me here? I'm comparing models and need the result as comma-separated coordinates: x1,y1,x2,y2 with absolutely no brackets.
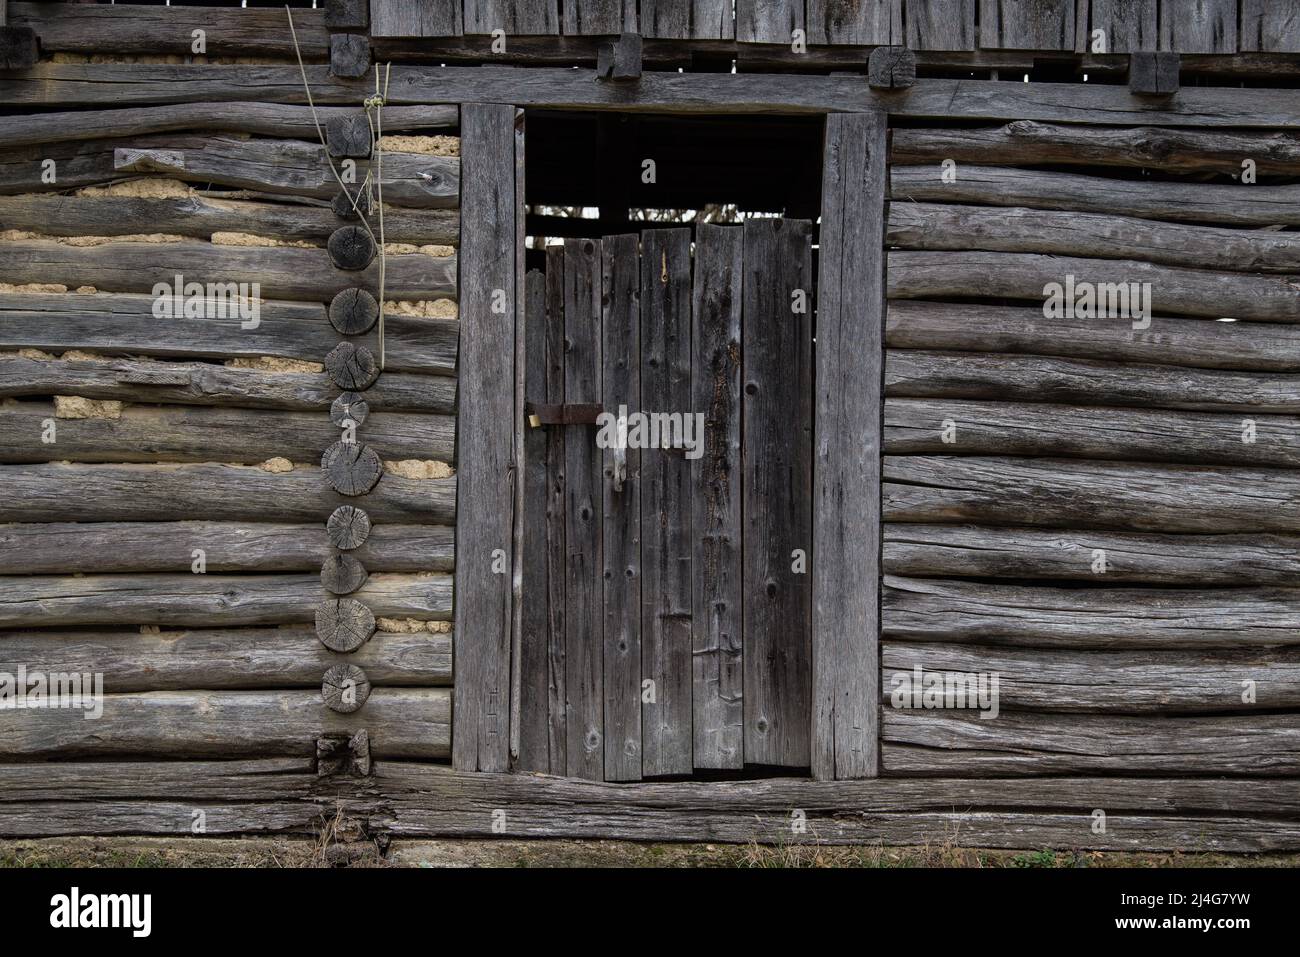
640,228,694,777
807,0,894,44
0,194,458,247
8,2,329,56
884,712,1300,776
885,455,1300,533
321,554,369,594
641,0,734,39
1129,50,1181,96
0,522,450,575
453,104,516,774
322,664,371,713
0,628,451,691
883,398,1300,468
0,242,457,303
327,226,378,270
330,34,372,80
0,136,458,209
887,203,1300,273
885,350,1300,414
322,441,384,496
0,403,453,466
0,463,455,525
892,164,1300,226
812,112,885,781
563,237,605,781
0,689,451,760
742,218,813,769
883,524,1300,585
318,344,379,392
371,0,463,37
979,0,1073,49
890,121,1300,174
601,234,642,781
0,356,455,414
328,506,373,551
887,250,1300,323
0,573,452,629
464,0,561,35
544,248,568,774
883,575,1300,649
691,224,743,771
903,0,975,50
517,271,551,773
564,0,637,35
1088,0,1157,52
316,598,375,653
0,293,458,375
735,0,803,43
882,641,1300,713
886,301,1300,372
1241,0,1300,52
6,66,1300,128
1159,0,1236,53
0,102,455,151
2,761,1298,850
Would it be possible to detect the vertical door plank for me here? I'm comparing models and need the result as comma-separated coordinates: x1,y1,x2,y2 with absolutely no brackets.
517,268,551,771
564,0,638,35
812,113,887,781
642,0,736,39
807,0,897,45
453,104,516,772
1241,0,1300,52
1159,0,1238,52
691,224,744,770
903,0,976,50
742,217,813,769
371,0,463,37
736,0,805,44
1088,0,1158,52
640,227,695,778
602,233,643,782
544,245,568,774
465,0,562,35
510,108,527,765
978,0,1075,49
563,238,605,781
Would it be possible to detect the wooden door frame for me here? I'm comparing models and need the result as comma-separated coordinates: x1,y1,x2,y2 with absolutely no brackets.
454,95,888,781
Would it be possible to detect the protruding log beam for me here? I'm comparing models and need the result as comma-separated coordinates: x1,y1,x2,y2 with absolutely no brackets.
1130,51,1180,96
328,225,378,270
597,33,643,80
322,440,384,496
316,597,377,652
329,288,380,335
325,342,382,390
325,0,369,30
330,392,370,427
327,506,373,551
326,113,372,158
868,46,916,89
323,664,371,713
330,33,370,79
321,554,369,594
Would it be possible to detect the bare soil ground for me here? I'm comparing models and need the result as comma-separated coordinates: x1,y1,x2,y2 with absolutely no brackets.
2,837,1297,869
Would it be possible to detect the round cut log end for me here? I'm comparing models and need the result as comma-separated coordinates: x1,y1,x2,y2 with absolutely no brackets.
321,553,369,595
326,505,372,550
322,664,371,713
315,597,375,652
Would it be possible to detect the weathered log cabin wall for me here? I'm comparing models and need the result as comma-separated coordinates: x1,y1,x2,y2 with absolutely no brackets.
881,122,1300,776
0,2,458,765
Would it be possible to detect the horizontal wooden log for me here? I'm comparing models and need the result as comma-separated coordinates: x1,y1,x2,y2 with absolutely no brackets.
882,642,1300,713
0,355,455,414
0,241,456,303
888,203,1300,273
0,194,458,247
890,121,1300,175
0,627,451,691
9,3,330,57
885,350,1300,414
0,463,455,524
0,522,453,575
883,524,1300,585
0,293,458,375
0,135,459,209
886,301,1300,372
892,164,1300,226
883,711,1300,776
0,402,454,465
4,66,1297,128
2,761,1298,850
0,689,451,760
887,251,1300,323
0,573,452,628
883,398,1300,467
0,102,455,151
884,455,1300,533
883,575,1300,649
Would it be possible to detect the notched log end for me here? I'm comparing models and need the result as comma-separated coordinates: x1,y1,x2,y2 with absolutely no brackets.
596,33,643,81
330,33,371,79
0,27,38,72
1129,52,1180,97
868,46,917,90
